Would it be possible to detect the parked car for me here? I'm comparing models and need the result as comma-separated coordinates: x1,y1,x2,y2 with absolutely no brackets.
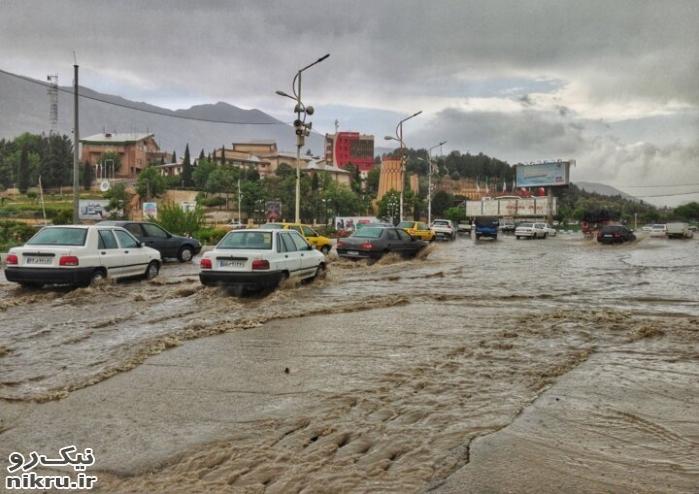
457,222,472,234
397,221,435,241
431,219,456,240
336,226,427,260
515,222,548,239
666,222,694,239
260,223,333,254
97,221,201,262
597,225,636,244
649,224,667,237
4,225,161,288
543,223,557,236
499,220,516,233
475,217,499,240
228,220,246,230
641,224,653,232
199,229,325,294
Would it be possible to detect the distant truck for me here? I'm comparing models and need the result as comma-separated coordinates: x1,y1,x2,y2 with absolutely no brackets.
666,222,694,239
475,217,499,240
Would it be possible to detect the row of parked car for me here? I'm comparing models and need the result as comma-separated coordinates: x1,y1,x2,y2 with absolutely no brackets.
2,218,442,295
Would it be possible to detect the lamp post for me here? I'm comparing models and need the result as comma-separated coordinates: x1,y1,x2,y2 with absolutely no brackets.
426,140,446,224
276,53,330,223
384,110,421,221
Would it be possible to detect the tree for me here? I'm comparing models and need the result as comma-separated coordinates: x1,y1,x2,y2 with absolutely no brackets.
152,202,204,236
193,159,217,189
377,190,401,224
323,181,362,216
198,149,205,161
17,145,30,193
431,190,453,216
674,202,699,221
82,161,94,190
136,166,166,200
181,144,193,187
104,183,132,219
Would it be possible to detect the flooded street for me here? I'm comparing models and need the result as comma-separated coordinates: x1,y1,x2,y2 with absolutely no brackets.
1,233,698,493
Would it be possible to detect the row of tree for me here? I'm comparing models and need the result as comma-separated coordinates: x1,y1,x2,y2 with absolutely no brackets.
0,133,77,191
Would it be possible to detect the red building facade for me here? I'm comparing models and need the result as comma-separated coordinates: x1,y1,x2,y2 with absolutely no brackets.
324,132,374,172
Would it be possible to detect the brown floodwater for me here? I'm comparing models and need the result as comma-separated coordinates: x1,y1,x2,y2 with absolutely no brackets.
0,233,697,492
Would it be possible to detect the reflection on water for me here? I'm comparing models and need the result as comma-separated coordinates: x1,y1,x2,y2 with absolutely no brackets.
1,234,697,401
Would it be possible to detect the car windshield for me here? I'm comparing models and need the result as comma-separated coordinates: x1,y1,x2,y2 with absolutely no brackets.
397,221,413,228
651,224,664,229
26,227,87,246
351,227,384,239
218,231,273,249
433,220,449,226
518,223,533,228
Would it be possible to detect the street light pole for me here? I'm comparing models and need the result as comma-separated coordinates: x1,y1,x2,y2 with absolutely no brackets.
385,110,421,222
427,140,447,224
276,54,329,224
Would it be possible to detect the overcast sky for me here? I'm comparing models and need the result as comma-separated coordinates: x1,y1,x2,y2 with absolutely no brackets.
1,0,698,205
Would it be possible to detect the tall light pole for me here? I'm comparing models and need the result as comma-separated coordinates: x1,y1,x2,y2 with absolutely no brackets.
427,140,446,224
72,62,80,224
276,53,330,223
384,110,421,221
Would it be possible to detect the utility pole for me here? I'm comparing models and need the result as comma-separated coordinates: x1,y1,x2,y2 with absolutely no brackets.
72,62,80,224
237,177,242,224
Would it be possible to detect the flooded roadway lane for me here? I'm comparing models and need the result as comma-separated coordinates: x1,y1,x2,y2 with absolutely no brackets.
0,233,697,492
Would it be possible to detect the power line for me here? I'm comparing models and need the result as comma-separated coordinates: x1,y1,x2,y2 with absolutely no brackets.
634,190,699,198
0,68,289,126
622,183,699,188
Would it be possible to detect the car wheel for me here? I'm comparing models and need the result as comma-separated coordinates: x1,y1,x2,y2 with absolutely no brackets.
321,245,331,255
543,233,548,239
313,263,326,280
516,236,520,240
178,246,194,262
87,268,107,287
476,235,481,240
145,261,160,280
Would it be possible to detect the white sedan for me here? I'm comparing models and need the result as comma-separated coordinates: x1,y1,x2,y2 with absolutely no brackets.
199,229,326,294
4,225,162,288
515,222,549,239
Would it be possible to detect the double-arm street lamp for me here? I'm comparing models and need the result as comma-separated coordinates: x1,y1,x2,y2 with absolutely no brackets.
384,110,422,221
425,140,447,224
276,53,330,223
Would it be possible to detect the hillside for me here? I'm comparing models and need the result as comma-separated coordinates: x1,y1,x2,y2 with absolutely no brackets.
0,68,324,157
573,181,638,202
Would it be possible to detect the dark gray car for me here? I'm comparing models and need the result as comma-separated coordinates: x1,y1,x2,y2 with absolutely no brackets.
97,221,201,262
336,227,427,260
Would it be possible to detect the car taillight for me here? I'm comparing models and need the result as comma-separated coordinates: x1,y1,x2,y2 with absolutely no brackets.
200,258,212,269
613,233,621,238
360,242,373,250
6,254,18,265
252,259,270,270
59,255,79,266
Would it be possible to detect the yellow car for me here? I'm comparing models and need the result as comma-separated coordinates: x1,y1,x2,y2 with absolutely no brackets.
262,223,333,254
398,221,436,241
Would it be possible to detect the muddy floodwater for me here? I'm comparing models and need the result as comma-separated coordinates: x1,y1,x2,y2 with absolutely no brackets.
1,233,698,493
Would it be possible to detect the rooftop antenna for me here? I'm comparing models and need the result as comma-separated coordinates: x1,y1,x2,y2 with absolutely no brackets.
47,74,59,134
334,119,339,133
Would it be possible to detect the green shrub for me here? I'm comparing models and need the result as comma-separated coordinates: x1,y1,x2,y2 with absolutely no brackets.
151,202,205,237
201,196,226,207
196,227,228,245
0,220,38,251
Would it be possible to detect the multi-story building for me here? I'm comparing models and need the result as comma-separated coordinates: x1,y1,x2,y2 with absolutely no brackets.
324,132,374,173
213,141,312,178
80,133,168,179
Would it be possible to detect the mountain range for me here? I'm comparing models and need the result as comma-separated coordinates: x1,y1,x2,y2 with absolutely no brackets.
0,68,324,157
573,181,639,201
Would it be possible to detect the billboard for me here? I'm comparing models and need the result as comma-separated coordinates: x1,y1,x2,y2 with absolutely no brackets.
79,200,109,220
265,201,282,221
465,197,557,217
515,161,571,187
143,202,158,219
334,216,379,231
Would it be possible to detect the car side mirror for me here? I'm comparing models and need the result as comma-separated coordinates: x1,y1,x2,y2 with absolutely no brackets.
136,241,143,248
311,244,317,250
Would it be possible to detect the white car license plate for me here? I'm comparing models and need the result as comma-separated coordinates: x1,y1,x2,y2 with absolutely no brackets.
25,256,52,265
219,260,244,268
603,234,612,237
347,250,359,256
